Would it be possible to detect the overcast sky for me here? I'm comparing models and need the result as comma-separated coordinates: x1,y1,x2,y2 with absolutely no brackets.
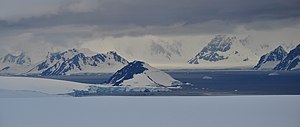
0,0,300,61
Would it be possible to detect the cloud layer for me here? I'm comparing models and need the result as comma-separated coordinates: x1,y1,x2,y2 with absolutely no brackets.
0,0,300,62
1,0,300,31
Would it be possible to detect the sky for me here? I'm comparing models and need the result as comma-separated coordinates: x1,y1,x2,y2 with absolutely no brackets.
0,0,300,64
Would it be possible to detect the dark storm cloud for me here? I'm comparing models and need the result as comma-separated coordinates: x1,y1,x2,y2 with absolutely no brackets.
1,0,300,31
0,0,300,61
0,0,300,53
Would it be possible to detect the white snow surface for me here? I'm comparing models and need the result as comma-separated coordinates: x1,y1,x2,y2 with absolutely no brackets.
0,76,180,95
0,64,34,75
0,76,89,94
117,62,180,87
188,35,259,68
257,61,281,70
291,56,300,70
0,89,62,98
0,96,299,127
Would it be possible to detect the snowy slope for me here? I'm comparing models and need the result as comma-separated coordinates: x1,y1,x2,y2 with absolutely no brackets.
0,65,34,75
27,48,128,75
149,40,183,60
0,52,33,74
0,52,31,65
188,35,259,67
274,43,300,70
117,36,185,65
107,61,182,87
1,96,300,127
0,89,61,98
254,46,287,70
0,76,89,94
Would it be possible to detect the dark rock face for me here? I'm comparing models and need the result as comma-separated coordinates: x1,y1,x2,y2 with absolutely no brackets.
188,35,235,64
274,44,300,70
1,52,31,65
254,46,287,70
29,49,128,76
107,61,148,86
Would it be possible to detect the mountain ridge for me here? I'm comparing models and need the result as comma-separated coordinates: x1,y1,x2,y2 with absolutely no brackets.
107,60,182,87
254,46,287,70
27,48,128,75
274,44,300,70
188,35,258,66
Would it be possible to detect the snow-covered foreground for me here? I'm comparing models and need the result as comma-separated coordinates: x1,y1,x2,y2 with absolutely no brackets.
0,96,299,127
0,76,176,96
0,76,89,94
0,89,62,98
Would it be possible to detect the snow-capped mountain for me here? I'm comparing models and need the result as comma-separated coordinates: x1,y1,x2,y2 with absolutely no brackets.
27,49,128,75
106,61,182,87
93,35,189,68
0,52,33,74
149,41,182,60
188,35,258,67
0,52,31,66
274,44,300,70
254,46,287,70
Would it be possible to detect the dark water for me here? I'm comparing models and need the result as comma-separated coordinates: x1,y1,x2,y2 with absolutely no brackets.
42,70,300,95
166,70,300,95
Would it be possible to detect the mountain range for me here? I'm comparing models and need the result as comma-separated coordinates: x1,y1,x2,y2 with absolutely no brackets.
27,49,128,76
1,35,299,75
254,44,300,70
0,52,33,74
0,49,128,75
0,52,31,65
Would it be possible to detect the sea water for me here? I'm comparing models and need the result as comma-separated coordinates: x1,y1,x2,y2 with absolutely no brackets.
42,70,300,95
